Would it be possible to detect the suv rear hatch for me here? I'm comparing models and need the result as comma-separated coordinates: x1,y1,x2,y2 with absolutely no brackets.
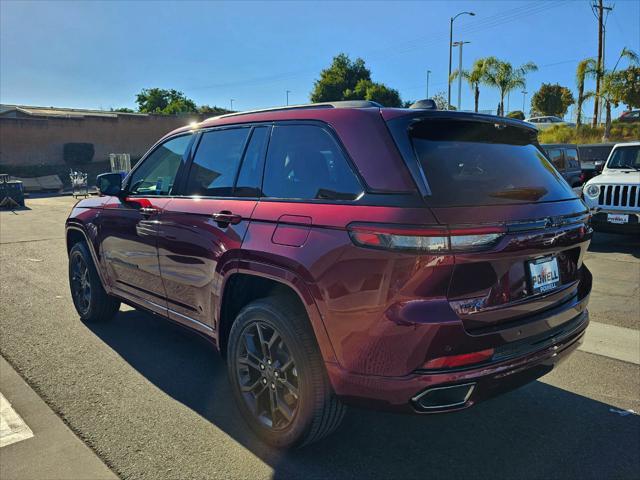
385,112,591,332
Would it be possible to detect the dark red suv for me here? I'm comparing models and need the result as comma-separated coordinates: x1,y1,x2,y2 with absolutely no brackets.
66,101,592,447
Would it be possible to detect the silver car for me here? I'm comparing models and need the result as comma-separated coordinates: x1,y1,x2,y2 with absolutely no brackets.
525,116,576,130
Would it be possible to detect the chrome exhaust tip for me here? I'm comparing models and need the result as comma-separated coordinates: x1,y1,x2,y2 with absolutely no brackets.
412,383,476,411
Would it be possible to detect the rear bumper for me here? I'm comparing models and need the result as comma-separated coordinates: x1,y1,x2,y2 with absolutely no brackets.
328,310,587,413
326,284,590,413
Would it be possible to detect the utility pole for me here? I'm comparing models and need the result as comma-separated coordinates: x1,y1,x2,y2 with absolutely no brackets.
230,99,235,111
286,90,291,106
426,70,431,99
453,41,470,111
592,1,613,126
522,90,528,114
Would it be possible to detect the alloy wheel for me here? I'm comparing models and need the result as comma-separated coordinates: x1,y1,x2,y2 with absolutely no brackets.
71,254,91,314
235,321,299,430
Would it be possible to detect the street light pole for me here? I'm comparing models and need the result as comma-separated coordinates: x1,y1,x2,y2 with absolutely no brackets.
230,99,235,111
448,11,475,110
453,41,470,111
426,70,431,98
286,90,291,106
521,90,528,114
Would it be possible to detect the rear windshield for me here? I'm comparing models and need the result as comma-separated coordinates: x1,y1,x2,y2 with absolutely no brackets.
408,120,576,206
578,145,614,162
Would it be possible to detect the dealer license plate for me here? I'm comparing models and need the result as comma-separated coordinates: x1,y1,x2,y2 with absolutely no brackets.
607,214,629,224
529,256,560,295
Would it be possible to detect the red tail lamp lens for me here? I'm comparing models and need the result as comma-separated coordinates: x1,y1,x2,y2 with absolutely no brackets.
423,348,495,369
348,224,504,253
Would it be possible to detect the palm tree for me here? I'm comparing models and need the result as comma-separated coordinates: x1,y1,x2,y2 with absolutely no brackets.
599,48,639,140
483,58,538,116
575,58,597,127
449,58,491,113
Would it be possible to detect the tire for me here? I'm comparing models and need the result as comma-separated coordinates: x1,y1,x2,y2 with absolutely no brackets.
227,296,345,448
68,242,120,322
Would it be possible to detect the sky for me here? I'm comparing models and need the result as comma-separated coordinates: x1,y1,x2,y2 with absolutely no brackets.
1,0,639,119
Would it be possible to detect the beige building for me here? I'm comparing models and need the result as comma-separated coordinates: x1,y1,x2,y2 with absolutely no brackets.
0,104,207,167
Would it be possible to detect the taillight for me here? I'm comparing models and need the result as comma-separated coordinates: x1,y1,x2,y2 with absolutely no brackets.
348,224,505,253
423,348,495,369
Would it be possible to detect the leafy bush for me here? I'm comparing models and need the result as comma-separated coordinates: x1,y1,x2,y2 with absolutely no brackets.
63,143,95,165
507,110,525,120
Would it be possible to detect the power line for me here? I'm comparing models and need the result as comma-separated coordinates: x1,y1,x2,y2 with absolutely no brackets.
183,1,569,93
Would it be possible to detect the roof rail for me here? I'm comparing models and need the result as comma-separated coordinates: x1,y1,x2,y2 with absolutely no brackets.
209,100,382,120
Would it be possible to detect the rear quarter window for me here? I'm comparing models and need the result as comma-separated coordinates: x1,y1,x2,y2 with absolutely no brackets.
406,120,576,206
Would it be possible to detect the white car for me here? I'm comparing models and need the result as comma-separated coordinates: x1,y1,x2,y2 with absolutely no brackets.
582,142,640,234
525,116,576,130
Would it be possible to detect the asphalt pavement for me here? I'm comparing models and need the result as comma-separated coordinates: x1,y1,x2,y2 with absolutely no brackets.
0,196,638,480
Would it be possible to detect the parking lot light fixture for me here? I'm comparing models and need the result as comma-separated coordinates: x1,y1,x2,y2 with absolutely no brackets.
448,11,475,110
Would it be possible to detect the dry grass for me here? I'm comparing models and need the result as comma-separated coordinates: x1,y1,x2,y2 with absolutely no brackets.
538,122,640,144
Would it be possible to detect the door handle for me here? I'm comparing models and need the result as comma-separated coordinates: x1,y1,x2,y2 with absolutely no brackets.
140,207,159,216
212,211,242,227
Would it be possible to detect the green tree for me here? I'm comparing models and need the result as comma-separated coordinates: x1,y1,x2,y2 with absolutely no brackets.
113,107,135,113
617,65,640,110
483,58,537,116
197,105,232,115
449,57,492,113
431,91,456,110
345,79,402,107
135,88,197,114
506,110,525,120
310,53,371,103
599,48,639,140
531,83,575,117
575,58,597,127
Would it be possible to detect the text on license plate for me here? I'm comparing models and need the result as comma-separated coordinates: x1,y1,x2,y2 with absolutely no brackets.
529,256,560,294
607,213,629,224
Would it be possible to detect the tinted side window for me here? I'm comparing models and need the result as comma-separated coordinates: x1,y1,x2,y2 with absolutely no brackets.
128,135,192,196
565,148,579,168
263,125,362,200
235,126,270,197
186,128,250,197
547,149,565,170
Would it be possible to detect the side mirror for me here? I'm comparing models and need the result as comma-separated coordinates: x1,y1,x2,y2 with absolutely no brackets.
594,160,605,173
96,172,124,196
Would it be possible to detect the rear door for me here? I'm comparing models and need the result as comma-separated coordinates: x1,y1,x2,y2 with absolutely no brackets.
156,125,270,333
247,122,365,250
387,116,590,331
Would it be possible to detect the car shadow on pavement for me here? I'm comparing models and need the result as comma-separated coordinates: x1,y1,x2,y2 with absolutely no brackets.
88,309,640,480
588,232,640,258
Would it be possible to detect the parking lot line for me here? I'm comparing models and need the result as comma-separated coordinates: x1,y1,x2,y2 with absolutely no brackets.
0,392,34,448
579,321,640,365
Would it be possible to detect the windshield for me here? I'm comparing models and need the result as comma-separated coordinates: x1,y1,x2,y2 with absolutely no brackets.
408,120,577,206
606,146,640,170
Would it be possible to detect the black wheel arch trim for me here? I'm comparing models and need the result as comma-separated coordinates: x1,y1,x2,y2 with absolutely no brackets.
66,225,108,290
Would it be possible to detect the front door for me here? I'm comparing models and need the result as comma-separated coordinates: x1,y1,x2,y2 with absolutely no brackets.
156,125,270,333
98,134,193,311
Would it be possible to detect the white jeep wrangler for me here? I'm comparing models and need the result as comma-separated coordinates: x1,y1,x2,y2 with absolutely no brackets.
582,142,640,235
